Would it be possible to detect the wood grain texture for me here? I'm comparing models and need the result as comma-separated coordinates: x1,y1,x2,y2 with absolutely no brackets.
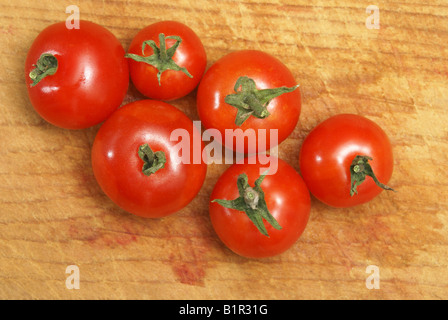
1,0,448,300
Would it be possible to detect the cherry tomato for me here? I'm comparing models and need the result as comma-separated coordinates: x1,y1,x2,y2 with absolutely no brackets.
25,20,129,129
210,157,310,258
126,21,207,101
197,50,301,154
299,114,394,208
91,100,207,218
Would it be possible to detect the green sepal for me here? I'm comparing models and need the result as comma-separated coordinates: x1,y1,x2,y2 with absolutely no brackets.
29,53,58,87
212,171,282,237
125,33,192,86
224,76,299,126
350,155,395,196
138,144,166,176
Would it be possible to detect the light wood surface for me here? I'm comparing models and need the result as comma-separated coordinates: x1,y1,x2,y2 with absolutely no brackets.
1,0,448,300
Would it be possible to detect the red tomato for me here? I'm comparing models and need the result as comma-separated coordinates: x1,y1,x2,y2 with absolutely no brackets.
126,21,207,101
197,50,301,154
25,20,129,129
91,100,207,218
209,157,310,258
299,114,394,208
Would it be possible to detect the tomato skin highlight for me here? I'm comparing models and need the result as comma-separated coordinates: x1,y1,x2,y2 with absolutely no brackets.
197,50,301,153
299,114,394,208
91,100,207,218
127,21,207,101
210,158,310,258
25,20,129,129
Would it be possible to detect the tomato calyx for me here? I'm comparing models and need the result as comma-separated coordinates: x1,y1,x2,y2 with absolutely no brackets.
125,33,193,86
212,171,282,237
350,155,395,196
29,53,58,87
138,144,166,176
224,76,299,126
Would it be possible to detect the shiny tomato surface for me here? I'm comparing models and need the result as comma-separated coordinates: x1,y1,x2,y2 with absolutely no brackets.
91,100,207,218
299,114,394,208
127,21,206,101
197,50,301,153
25,20,129,129
210,157,310,258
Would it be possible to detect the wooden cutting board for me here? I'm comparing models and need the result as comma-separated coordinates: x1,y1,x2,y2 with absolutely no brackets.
1,0,447,300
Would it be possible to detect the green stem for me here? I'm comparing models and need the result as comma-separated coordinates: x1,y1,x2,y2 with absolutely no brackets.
224,76,299,126
350,155,395,196
29,53,58,87
125,33,192,86
212,171,282,237
138,144,166,176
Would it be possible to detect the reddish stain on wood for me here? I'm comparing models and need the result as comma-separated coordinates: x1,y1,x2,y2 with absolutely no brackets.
68,219,139,248
167,238,209,286
171,259,206,286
